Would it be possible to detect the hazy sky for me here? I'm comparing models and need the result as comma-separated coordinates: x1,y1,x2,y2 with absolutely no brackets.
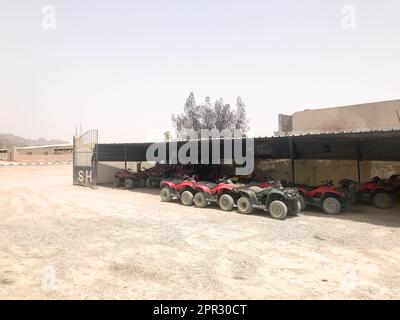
1,0,399,142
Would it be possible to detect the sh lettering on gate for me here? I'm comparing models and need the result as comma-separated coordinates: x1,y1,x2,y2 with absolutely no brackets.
78,170,93,184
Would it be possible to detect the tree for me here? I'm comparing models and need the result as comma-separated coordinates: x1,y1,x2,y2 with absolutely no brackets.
234,96,249,134
171,93,249,138
200,96,215,130
163,131,171,141
214,98,234,131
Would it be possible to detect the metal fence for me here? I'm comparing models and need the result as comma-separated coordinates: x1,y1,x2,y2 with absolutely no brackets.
73,130,98,188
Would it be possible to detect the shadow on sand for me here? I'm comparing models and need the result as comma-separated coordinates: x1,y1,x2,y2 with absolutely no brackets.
98,183,400,227
301,203,400,228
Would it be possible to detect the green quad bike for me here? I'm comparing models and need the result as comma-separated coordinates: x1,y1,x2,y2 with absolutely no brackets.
235,185,301,220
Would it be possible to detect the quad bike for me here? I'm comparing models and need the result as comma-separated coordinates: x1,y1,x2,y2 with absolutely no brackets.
340,176,396,209
113,169,147,189
174,164,200,179
293,180,351,215
386,174,400,193
144,164,200,188
159,176,198,206
192,178,239,211
235,185,301,220
143,164,175,188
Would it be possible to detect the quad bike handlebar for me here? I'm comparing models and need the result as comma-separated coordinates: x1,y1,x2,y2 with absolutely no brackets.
181,175,199,181
320,179,334,186
369,176,383,183
217,178,233,184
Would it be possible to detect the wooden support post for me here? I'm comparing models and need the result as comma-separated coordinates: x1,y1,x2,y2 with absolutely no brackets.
290,137,295,184
356,140,361,183
124,145,127,170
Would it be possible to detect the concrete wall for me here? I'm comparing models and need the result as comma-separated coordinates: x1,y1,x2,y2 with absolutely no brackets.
255,159,400,185
291,99,400,134
17,146,72,156
97,161,155,185
13,154,72,163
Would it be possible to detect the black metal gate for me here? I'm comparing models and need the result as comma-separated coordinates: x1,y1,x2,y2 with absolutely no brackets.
73,130,98,188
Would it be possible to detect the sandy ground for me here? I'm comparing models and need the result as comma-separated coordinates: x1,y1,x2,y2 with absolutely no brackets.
0,165,399,299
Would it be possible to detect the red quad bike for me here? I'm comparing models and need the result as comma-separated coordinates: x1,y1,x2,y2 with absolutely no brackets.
113,169,147,189
192,178,238,211
386,174,400,194
340,176,396,209
294,180,350,215
144,164,199,188
159,176,198,206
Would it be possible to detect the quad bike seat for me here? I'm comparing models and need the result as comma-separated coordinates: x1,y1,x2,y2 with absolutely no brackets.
207,183,217,189
197,182,217,189
295,184,314,192
248,186,269,196
166,178,182,185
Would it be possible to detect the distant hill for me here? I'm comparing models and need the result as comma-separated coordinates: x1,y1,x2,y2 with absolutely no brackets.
0,133,70,149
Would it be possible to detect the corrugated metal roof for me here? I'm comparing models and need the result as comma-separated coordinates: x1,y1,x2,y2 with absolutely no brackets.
96,129,400,162
17,143,73,150
99,129,400,144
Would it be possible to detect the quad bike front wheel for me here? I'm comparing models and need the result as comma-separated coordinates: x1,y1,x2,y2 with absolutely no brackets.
137,178,146,188
321,197,341,215
193,192,208,208
372,192,393,209
180,190,194,206
298,194,306,211
160,187,173,202
287,200,301,216
236,197,253,214
218,194,234,211
124,178,134,189
269,200,288,220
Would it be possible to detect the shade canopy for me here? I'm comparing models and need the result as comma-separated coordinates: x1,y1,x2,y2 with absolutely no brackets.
96,130,400,162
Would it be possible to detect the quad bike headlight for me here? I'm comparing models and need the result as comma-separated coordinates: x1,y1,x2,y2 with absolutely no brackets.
283,189,299,200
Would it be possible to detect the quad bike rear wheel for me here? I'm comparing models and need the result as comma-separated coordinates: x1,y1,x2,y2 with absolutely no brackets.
180,190,194,206
193,192,208,208
124,178,134,189
113,177,121,187
218,194,234,211
160,187,173,202
146,177,153,188
269,200,288,220
372,192,393,209
321,197,341,215
287,200,301,216
236,197,253,214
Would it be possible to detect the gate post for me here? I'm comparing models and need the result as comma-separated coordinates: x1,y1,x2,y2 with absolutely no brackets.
73,129,98,188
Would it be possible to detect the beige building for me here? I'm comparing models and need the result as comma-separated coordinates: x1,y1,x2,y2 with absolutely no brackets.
271,99,400,184
277,99,400,135
0,149,7,161
1,144,73,163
